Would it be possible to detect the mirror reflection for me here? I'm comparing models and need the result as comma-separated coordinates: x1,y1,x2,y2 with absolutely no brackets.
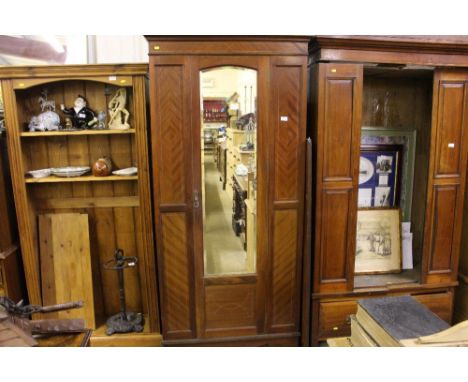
200,66,257,276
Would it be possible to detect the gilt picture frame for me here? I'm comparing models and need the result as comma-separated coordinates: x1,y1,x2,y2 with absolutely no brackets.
355,208,401,274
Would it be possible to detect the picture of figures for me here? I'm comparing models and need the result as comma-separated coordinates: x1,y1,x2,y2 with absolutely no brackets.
374,186,391,207
355,209,401,274
376,154,393,173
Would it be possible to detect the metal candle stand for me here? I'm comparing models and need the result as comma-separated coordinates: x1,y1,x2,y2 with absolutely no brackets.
103,249,144,335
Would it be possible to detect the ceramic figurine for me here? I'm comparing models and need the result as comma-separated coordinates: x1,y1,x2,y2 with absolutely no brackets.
64,117,73,130
108,88,130,130
97,111,107,129
60,95,98,129
28,90,61,131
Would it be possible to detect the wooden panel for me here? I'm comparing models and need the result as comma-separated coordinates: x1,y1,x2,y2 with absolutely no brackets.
311,36,468,67
312,63,362,297
324,79,354,180
435,82,465,176
0,138,16,249
133,75,160,332
2,79,42,306
154,65,187,205
146,37,309,56
273,65,301,201
0,64,147,80
36,196,139,209
268,56,306,335
413,292,453,323
429,186,458,271
205,284,256,331
423,69,468,285
320,189,351,283
39,213,95,329
318,300,356,339
161,213,193,338
271,210,298,329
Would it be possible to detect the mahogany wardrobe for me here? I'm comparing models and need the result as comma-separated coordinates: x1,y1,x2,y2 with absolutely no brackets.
145,36,309,346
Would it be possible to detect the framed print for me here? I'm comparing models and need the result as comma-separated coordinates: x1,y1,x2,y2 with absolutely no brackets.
358,144,403,209
355,209,401,274
361,127,416,221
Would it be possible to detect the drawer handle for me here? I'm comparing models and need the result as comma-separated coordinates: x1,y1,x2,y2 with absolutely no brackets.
333,326,339,331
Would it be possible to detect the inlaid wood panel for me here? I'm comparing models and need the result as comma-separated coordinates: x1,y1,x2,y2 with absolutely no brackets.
435,82,465,177
205,284,256,331
320,189,351,283
161,213,193,338
273,65,301,201
271,210,298,329
154,65,187,205
429,185,458,271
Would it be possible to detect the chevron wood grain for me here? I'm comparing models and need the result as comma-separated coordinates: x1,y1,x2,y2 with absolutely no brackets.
147,39,308,346
156,65,186,204
161,213,193,337
271,210,298,329
274,65,301,201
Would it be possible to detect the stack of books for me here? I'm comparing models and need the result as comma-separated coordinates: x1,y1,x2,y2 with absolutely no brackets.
337,295,468,347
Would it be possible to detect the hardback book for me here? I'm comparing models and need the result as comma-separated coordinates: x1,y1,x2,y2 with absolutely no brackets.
350,315,377,347
400,320,468,347
326,337,352,347
356,296,450,347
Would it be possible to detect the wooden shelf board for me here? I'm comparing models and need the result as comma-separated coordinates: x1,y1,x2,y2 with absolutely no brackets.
25,175,138,183
354,268,421,290
20,129,136,137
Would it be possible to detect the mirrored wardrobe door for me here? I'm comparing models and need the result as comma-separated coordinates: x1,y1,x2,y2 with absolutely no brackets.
190,56,266,339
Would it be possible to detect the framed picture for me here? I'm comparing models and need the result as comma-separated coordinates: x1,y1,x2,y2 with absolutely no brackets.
361,127,416,221
355,208,401,274
358,144,403,209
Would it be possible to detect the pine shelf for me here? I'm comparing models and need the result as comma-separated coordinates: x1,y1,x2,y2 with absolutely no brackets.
25,175,138,183
20,129,136,137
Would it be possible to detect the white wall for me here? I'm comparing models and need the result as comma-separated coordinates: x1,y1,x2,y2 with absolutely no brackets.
90,35,148,64
201,67,257,116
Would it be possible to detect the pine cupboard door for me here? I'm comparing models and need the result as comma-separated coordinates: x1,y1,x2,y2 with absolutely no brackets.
422,69,468,285
149,55,196,340
312,63,363,294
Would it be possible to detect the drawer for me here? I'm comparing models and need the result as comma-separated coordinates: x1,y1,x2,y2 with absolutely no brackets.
413,292,453,323
317,291,454,340
318,300,356,339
